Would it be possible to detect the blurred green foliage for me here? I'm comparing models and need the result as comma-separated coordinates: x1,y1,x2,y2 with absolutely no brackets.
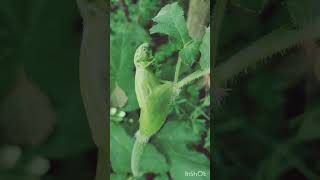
214,0,320,179
0,0,96,179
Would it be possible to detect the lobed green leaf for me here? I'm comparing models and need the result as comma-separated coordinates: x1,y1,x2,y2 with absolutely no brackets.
150,2,191,49
150,2,204,66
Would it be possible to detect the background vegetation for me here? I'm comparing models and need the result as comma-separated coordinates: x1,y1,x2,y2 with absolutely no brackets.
0,0,97,179
214,0,320,179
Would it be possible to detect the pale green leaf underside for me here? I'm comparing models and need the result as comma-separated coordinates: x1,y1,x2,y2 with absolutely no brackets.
215,19,320,85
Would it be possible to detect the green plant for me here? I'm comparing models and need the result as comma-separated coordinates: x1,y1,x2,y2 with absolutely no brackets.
130,2,210,177
110,1,210,179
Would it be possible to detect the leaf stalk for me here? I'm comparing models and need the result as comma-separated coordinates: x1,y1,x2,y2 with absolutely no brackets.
177,68,210,88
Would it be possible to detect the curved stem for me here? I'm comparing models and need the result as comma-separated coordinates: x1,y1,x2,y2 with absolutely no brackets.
77,0,108,148
131,131,149,177
177,68,210,88
95,148,108,180
174,57,183,83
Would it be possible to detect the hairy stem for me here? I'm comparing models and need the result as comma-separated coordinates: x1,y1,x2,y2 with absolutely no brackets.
214,19,320,86
174,57,183,83
177,68,210,88
131,131,149,177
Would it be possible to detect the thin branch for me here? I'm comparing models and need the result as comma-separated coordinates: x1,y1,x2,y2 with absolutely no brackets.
214,19,320,86
177,68,210,88
174,57,183,83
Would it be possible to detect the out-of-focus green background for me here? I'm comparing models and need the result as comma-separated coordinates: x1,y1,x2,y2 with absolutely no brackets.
0,0,97,179
214,0,320,179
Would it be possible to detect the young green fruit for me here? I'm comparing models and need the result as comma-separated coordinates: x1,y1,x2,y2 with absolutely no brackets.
134,43,177,137
134,43,160,109
131,43,177,176
138,82,175,137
